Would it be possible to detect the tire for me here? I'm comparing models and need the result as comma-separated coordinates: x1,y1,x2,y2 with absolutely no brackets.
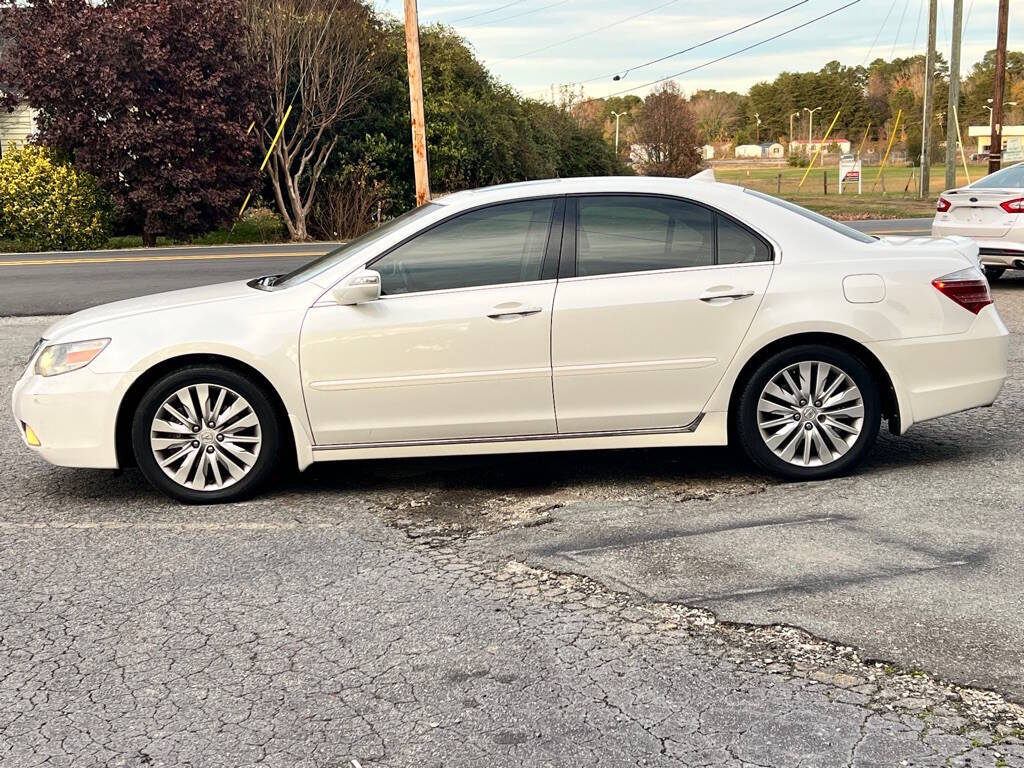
736,344,881,482
131,365,280,504
984,266,1005,282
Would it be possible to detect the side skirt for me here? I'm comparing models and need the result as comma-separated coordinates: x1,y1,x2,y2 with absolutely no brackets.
308,412,729,463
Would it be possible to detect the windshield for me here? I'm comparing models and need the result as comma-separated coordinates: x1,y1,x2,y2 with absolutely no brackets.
273,203,442,288
744,189,876,244
969,162,1024,189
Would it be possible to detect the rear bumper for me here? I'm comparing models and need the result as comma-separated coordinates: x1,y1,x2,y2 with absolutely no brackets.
867,305,1009,433
930,224,1024,267
11,367,136,469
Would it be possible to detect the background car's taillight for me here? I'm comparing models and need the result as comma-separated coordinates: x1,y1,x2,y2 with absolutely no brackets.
932,267,993,314
936,197,951,212
999,197,1024,213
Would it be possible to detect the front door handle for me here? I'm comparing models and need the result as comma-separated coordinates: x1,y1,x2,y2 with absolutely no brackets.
487,306,544,320
700,290,755,303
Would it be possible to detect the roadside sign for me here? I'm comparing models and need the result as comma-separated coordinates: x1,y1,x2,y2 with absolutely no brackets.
1004,138,1023,164
839,156,862,194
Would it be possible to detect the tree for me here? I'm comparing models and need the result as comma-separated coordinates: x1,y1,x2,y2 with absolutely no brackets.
245,0,380,241
631,83,701,177
320,21,623,228
0,0,262,246
689,89,743,144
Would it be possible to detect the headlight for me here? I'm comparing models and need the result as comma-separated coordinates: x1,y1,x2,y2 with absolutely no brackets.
34,339,110,377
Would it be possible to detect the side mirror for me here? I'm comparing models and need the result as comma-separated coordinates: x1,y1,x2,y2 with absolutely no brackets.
333,269,381,306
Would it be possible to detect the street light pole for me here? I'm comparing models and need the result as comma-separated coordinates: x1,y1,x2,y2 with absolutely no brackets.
789,111,800,143
611,111,624,155
754,112,761,144
804,107,822,144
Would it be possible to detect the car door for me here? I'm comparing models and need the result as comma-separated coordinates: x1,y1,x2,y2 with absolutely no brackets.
300,197,563,446
551,194,774,434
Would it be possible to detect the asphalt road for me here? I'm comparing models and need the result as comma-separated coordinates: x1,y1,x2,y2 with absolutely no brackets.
0,220,932,316
5,215,1024,765
2,309,1024,765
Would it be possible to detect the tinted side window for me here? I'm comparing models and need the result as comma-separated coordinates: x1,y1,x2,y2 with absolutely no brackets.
717,216,772,264
374,199,555,295
576,196,714,277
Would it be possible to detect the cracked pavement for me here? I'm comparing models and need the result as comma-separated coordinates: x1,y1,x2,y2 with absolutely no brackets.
2,277,1023,767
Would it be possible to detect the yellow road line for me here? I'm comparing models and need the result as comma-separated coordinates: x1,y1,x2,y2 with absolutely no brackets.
0,251,329,268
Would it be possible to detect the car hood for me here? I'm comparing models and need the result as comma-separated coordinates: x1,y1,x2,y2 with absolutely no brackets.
42,280,256,341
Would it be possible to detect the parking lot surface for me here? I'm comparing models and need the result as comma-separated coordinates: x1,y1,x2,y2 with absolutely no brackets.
2,277,1023,766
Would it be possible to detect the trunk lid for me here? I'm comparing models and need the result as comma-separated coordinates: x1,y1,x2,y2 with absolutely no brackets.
937,187,1019,237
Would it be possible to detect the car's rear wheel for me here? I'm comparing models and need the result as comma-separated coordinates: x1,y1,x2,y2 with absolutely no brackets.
984,266,1006,282
132,365,280,503
737,345,880,481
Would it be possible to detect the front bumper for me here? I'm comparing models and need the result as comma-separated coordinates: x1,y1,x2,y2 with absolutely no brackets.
867,305,1009,432
11,366,138,469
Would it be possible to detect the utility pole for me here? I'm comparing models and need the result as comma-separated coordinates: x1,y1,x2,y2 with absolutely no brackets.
988,0,1010,174
789,111,800,143
920,0,937,199
754,112,761,143
403,0,430,205
945,0,963,191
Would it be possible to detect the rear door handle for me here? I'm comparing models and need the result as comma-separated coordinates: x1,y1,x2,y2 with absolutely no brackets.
487,306,544,320
700,290,755,303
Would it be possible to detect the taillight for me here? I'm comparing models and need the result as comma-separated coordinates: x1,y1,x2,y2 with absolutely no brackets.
936,197,951,212
932,267,993,314
999,197,1024,213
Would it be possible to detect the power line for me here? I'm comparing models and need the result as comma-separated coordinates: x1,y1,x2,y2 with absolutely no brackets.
574,0,811,88
588,0,861,103
468,0,571,27
450,0,530,24
493,0,684,63
889,0,910,59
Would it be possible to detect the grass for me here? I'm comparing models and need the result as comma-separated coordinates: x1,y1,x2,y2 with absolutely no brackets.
712,163,989,219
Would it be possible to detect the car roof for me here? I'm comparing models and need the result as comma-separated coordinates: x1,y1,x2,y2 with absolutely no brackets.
434,176,748,208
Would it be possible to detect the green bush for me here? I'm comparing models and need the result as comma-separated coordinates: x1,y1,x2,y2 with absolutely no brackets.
0,146,109,251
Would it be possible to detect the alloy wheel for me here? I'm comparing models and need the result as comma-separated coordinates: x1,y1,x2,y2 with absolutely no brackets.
149,384,263,491
756,361,865,468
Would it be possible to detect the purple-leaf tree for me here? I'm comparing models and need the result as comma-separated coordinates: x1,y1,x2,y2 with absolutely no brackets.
0,0,263,246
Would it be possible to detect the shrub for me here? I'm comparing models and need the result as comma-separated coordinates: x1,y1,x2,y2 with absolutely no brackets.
0,146,109,251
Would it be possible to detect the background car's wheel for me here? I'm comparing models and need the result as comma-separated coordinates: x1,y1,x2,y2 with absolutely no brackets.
984,266,1006,282
132,365,280,503
736,345,881,481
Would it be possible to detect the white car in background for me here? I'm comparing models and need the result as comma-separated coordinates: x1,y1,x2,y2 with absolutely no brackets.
933,161,1024,281
13,177,1009,503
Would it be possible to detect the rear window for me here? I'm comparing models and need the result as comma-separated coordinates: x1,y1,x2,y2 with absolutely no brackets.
743,189,876,244
970,162,1024,189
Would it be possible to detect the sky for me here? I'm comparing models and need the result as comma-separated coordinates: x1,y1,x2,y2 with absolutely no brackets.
372,0,1023,102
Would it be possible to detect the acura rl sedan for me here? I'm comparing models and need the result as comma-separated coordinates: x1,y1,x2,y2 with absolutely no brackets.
933,160,1024,281
13,176,1009,503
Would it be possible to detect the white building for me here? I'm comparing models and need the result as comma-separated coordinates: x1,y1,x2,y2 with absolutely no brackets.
789,137,852,154
699,144,715,160
735,144,763,159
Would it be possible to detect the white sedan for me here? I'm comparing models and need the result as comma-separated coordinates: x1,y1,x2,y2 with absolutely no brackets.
13,177,1009,503
933,160,1024,281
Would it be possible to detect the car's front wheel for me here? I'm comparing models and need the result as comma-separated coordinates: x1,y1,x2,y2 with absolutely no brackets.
132,365,280,503
736,345,881,481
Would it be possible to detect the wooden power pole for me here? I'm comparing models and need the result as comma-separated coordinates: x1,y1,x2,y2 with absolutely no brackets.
919,0,937,199
945,0,964,191
988,0,1010,175
403,0,431,205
